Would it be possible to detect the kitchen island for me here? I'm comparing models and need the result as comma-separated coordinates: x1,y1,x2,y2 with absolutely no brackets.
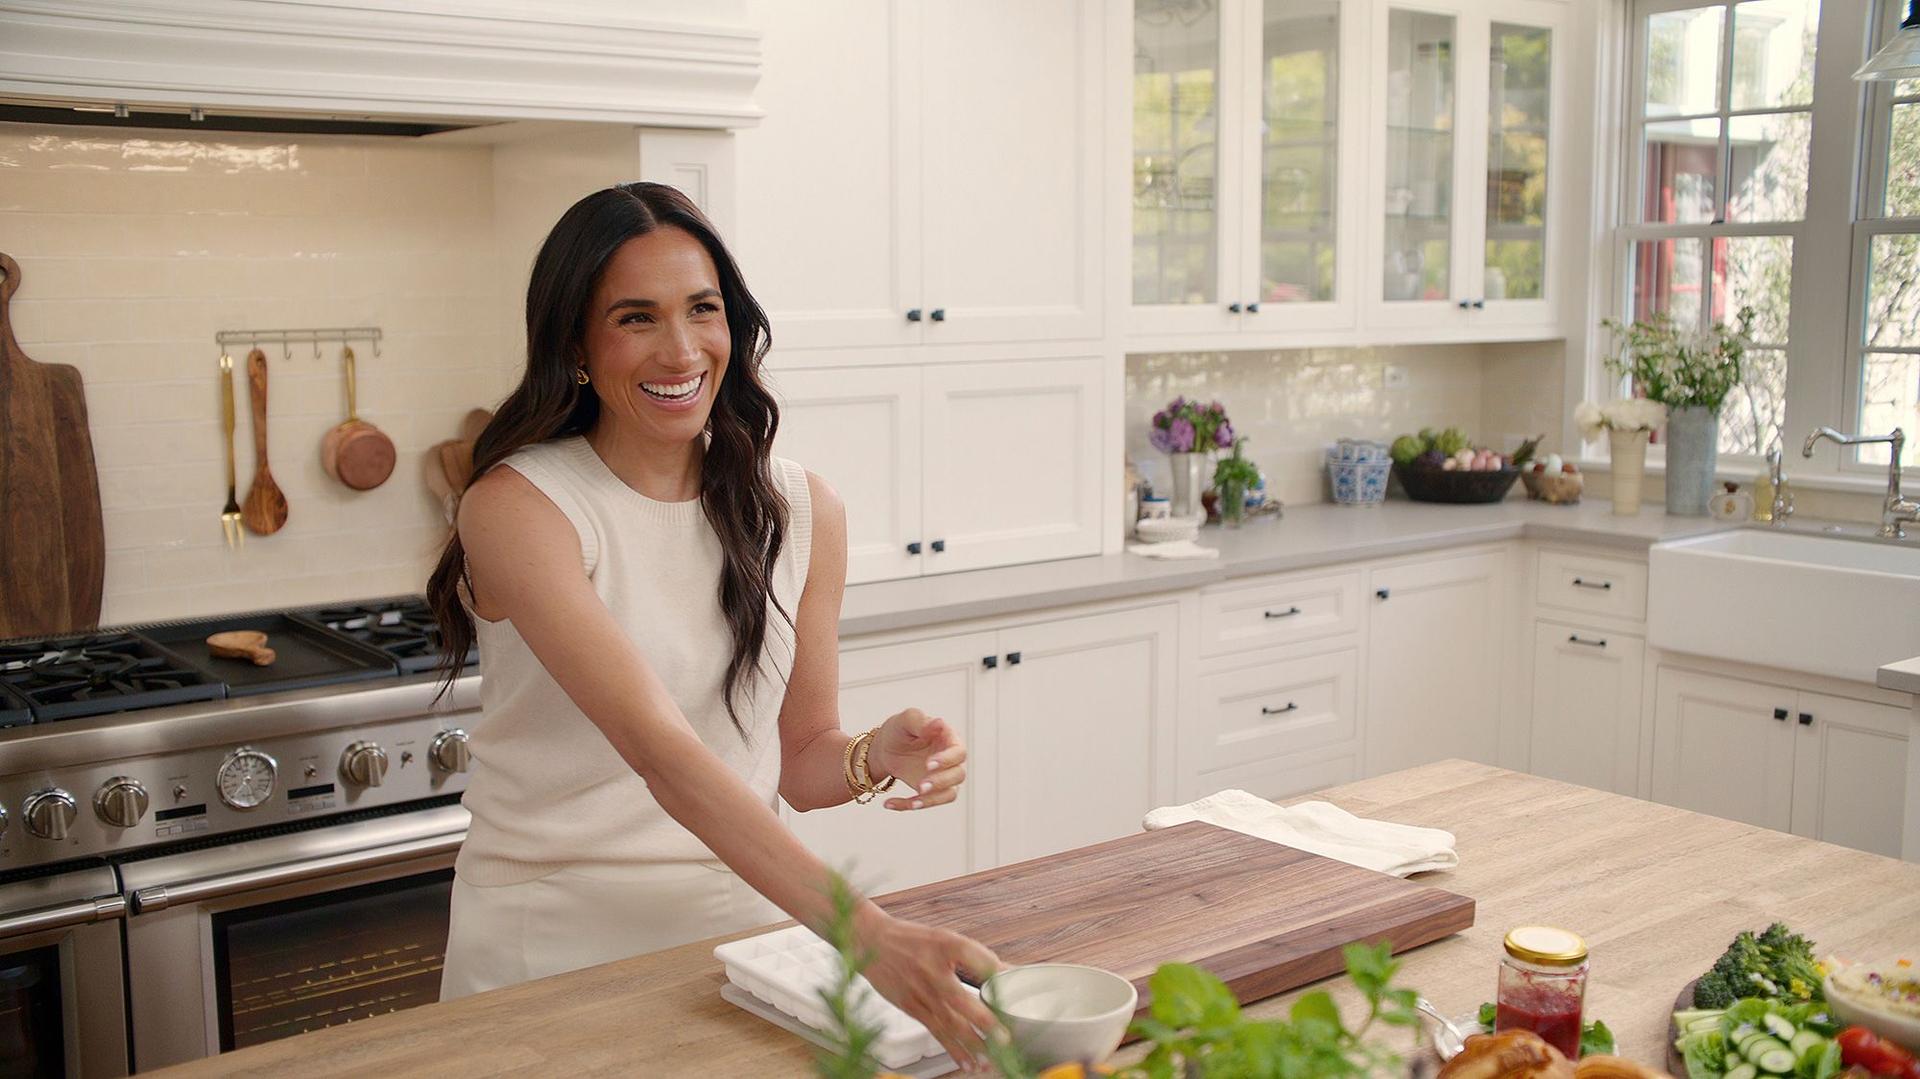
156,760,1920,1077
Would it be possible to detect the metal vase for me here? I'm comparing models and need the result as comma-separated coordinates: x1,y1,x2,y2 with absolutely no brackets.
1664,405,1719,516
1167,452,1206,520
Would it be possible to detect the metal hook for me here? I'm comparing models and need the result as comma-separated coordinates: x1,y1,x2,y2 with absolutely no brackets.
372,336,381,360
313,338,321,360
282,339,291,361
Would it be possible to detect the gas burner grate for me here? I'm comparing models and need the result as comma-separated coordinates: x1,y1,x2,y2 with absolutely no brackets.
300,596,475,673
0,633,225,722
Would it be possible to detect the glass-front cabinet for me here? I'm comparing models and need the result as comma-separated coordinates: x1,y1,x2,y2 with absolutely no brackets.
1365,0,1566,335
1128,0,1364,343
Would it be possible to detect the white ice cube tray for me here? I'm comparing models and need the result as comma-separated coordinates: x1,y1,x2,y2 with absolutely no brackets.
714,923,972,1070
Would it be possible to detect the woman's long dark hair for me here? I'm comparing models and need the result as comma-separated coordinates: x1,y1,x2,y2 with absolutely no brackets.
426,183,788,735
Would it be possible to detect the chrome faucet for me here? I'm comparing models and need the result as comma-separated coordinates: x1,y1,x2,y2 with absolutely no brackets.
1766,448,1794,525
1802,426,1918,539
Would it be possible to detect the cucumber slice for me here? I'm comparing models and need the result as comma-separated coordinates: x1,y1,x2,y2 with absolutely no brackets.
1745,1035,1789,1061
1732,1025,1765,1050
1755,1046,1797,1074
1726,1064,1758,1079
1687,1016,1725,1034
1762,1014,1796,1041
1674,1009,1725,1027
1726,1050,1744,1071
1787,1030,1822,1056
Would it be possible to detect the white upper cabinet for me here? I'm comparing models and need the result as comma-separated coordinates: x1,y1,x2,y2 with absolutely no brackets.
1125,0,1364,344
1363,0,1567,339
738,0,1102,354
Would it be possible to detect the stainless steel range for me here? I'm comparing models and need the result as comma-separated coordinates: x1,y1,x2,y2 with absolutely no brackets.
0,596,482,1076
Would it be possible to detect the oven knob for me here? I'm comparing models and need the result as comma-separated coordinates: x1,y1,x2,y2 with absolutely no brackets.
94,777,150,829
23,789,77,841
429,728,472,774
340,741,389,788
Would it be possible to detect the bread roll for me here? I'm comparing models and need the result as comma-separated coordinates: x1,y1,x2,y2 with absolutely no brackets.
1573,1056,1673,1079
1437,1030,1575,1079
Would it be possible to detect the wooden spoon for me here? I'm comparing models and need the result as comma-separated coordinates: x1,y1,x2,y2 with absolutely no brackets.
424,438,458,525
441,439,477,495
207,630,276,666
241,348,289,535
459,407,492,444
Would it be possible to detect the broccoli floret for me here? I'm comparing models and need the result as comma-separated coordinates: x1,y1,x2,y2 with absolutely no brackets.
1692,969,1738,1009
1758,922,1823,1003
1694,924,1825,1009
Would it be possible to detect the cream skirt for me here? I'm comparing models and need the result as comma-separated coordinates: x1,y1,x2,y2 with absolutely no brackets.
438,860,784,1001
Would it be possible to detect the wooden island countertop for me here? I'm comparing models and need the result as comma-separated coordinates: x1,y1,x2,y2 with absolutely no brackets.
156,760,1920,1077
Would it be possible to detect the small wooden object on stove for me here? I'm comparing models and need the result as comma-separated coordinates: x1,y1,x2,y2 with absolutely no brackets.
241,348,289,535
206,630,276,666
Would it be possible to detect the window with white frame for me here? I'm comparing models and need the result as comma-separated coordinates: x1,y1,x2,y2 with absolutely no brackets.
1616,0,1920,474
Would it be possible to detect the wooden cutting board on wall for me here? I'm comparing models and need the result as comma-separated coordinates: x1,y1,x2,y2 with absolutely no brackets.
879,822,1475,1013
0,252,105,638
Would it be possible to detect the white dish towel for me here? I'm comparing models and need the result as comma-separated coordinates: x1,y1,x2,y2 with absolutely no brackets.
1125,540,1220,559
1142,789,1458,878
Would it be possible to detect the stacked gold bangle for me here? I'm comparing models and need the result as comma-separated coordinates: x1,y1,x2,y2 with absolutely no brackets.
842,727,896,805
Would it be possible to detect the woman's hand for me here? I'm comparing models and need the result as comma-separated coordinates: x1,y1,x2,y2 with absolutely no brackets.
855,905,1001,1070
870,708,968,812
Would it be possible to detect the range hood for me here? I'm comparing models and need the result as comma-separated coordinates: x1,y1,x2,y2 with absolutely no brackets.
0,0,764,131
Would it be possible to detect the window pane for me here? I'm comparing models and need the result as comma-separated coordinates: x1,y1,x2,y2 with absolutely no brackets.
1720,347,1787,455
1487,23,1550,301
1727,112,1810,221
1384,9,1455,302
1134,1,1220,305
1866,233,1920,348
1858,352,1920,465
1645,6,1725,117
1262,0,1339,303
1731,0,1819,110
1642,118,1721,222
1631,237,1706,327
1712,234,1793,345
1887,102,1920,218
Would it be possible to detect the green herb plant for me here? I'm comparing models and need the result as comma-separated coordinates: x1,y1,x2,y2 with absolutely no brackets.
1599,306,1756,413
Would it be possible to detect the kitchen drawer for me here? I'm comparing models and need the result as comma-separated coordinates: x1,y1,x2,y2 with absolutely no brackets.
1198,570,1361,658
1188,648,1358,775
1535,548,1647,622
1179,746,1360,805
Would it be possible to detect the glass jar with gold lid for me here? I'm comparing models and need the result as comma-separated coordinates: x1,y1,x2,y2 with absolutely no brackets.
1494,925,1589,1059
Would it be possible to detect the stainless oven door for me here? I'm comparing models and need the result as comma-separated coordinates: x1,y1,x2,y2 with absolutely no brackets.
119,803,466,1071
0,865,128,1078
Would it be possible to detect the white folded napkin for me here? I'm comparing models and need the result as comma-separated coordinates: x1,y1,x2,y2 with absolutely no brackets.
1126,540,1220,560
1142,788,1458,878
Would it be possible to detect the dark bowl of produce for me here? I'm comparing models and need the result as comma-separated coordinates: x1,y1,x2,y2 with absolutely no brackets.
1393,462,1522,504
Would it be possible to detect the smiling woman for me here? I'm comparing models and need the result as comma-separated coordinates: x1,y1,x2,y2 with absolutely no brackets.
419,184,1004,1068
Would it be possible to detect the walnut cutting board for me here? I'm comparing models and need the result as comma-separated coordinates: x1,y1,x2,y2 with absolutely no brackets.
0,252,104,638
878,821,1474,1014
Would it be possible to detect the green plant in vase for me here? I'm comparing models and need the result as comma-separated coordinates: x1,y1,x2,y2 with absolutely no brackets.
1599,306,1756,515
1212,438,1261,528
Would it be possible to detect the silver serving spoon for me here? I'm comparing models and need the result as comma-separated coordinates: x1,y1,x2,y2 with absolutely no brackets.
1415,997,1469,1060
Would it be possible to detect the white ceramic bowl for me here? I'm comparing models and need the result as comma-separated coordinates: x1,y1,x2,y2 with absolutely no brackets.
1134,515,1200,543
1827,971,1920,1054
983,963,1138,1069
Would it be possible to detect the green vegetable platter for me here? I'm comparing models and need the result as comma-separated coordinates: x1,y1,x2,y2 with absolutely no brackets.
1669,923,1846,1079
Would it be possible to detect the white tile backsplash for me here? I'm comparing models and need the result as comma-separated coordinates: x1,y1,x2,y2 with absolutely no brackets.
0,123,513,625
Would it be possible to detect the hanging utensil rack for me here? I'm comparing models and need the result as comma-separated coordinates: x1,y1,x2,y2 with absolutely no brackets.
215,327,383,359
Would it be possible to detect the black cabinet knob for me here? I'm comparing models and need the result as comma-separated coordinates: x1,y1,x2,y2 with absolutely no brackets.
930,539,946,552
982,655,998,669
1006,652,1022,665
930,308,946,322
1471,299,1486,309
1375,588,1390,600
906,541,922,555
906,308,923,322
1246,302,1260,313
1798,712,1814,726
1458,300,1473,309
1773,707,1789,721
1227,302,1242,314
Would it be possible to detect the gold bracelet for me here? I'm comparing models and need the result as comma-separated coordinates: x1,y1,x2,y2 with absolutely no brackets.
854,728,896,801
842,733,866,802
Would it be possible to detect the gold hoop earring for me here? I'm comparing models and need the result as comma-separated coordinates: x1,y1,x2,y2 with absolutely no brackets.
574,367,590,385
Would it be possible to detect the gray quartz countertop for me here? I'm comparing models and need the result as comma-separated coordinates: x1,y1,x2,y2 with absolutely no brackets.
839,499,1733,638
1879,656,1920,696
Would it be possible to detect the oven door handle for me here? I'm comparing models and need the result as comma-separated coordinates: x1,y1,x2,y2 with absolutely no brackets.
0,895,127,939
131,829,464,913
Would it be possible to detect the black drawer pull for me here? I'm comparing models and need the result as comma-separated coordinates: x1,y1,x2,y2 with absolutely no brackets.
1006,652,1022,666
1263,606,1302,620
1571,578,1612,591
982,655,997,669
1773,707,1789,721
930,539,946,553
1375,588,1390,600
929,308,946,322
1567,635,1606,648
906,308,923,322
906,541,922,555
1260,702,1298,716
1798,712,1813,726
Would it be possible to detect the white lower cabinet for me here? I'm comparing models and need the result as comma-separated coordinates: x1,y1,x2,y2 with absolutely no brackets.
1651,666,1910,856
1527,621,1644,795
785,630,997,894
1789,691,1910,858
1181,647,1361,803
1363,549,1507,776
991,603,1180,864
792,601,1178,889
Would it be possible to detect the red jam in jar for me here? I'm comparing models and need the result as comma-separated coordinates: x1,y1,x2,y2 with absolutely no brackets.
1494,925,1589,1059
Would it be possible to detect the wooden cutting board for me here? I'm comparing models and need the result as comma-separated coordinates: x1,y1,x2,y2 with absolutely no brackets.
878,821,1475,1013
0,252,104,638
